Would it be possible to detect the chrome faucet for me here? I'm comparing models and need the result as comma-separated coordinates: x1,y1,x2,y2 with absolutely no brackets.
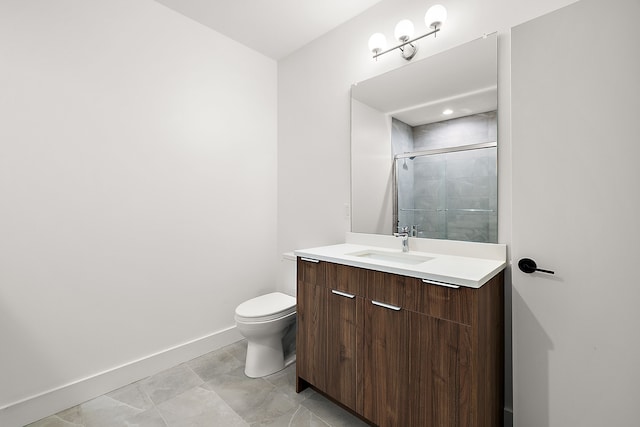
394,226,410,252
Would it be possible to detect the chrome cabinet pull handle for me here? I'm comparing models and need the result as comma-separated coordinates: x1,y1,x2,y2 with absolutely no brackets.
371,300,401,311
331,290,355,299
421,279,460,289
300,257,319,263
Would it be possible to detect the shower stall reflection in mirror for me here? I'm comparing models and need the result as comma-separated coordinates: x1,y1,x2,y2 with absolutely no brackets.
393,142,498,243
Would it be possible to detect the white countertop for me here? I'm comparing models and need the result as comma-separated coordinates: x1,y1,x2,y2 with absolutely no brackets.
294,239,506,289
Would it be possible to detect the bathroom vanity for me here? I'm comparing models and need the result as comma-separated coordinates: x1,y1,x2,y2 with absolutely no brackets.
294,233,506,427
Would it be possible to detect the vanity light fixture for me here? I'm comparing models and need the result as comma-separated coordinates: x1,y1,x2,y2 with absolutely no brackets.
368,4,447,61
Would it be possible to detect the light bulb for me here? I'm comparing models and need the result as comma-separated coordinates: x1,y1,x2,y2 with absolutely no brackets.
394,19,415,42
368,32,387,54
425,4,447,29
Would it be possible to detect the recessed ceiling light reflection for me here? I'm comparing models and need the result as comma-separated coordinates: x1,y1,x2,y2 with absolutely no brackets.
442,109,453,115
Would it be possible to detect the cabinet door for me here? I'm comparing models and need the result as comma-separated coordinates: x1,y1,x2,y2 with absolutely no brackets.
363,299,409,427
408,311,472,427
325,289,363,412
297,257,326,289
296,259,327,391
404,277,474,325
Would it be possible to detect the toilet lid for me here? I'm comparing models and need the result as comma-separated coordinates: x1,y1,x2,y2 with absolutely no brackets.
235,292,296,322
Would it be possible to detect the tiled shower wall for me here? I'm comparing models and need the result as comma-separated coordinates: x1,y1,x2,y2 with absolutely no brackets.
412,111,497,150
392,112,497,242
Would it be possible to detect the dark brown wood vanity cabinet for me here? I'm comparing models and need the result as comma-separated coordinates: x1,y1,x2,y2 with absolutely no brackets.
296,257,504,427
296,259,364,412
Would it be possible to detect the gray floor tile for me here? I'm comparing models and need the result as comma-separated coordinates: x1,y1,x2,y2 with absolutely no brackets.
204,366,298,424
120,408,167,427
140,363,204,405
187,347,243,382
156,385,248,427
25,416,83,427
224,340,248,363
55,406,84,425
263,364,314,405
262,363,296,389
106,381,155,411
249,405,330,427
77,395,165,427
300,393,369,427
33,394,166,427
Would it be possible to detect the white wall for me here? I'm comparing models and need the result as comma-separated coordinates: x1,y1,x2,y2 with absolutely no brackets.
0,1,277,425
277,0,578,421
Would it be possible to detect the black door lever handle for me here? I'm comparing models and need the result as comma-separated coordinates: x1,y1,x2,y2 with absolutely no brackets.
518,258,555,275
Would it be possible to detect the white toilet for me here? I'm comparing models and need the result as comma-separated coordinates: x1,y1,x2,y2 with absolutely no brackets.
234,256,297,378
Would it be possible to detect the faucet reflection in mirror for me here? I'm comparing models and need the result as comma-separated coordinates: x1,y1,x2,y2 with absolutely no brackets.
368,4,447,61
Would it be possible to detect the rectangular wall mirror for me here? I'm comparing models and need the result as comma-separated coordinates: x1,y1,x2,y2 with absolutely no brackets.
351,33,498,243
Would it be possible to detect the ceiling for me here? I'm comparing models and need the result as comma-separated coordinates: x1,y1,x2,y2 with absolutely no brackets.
153,0,384,60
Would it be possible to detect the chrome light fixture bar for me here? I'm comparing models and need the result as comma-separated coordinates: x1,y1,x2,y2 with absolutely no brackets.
372,27,439,60
369,4,447,61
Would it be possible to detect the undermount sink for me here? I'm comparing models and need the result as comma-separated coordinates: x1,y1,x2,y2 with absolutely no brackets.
347,249,434,265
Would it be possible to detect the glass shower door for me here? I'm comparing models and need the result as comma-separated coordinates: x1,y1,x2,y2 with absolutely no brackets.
395,145,497,243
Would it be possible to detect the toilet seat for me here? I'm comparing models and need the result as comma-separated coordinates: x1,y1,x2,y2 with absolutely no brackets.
235,292,296,323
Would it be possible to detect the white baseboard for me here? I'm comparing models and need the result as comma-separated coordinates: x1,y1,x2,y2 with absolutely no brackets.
0,326,242,427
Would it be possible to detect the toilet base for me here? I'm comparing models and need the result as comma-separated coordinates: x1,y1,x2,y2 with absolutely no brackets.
243,319,297,378
245,338,287,378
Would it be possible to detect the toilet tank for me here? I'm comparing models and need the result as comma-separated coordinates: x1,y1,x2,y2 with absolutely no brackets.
279,253,297,297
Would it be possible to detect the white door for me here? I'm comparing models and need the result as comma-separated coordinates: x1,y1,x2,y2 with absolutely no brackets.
511,0,640,426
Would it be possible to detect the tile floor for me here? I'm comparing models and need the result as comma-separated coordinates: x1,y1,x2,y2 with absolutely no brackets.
26,341,369,427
